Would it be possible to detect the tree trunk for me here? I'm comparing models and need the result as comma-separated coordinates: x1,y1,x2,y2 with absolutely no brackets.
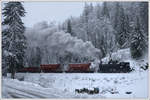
10,56,16,79
10,66,16,79
11,71,15,79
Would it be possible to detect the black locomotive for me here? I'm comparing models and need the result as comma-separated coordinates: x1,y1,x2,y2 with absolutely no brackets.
98,59,131,73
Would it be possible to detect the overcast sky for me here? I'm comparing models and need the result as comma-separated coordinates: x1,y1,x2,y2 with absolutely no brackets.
22,2,86,27
2,2,99,27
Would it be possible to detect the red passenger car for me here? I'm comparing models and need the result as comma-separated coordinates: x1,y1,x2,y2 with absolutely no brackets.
18,67,40,73
68,63,91,72
40,64,61,72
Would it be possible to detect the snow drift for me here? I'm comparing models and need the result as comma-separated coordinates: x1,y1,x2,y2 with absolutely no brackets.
2,77,77,98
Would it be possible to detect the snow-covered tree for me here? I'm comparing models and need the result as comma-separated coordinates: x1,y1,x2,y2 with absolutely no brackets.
2,2,26,78
101,2,110,18
113,3,131,49
139,2,148,34
67,19,73,35
81,3,94,41
99,2,116,57
119,13,131,48
139,2,148,49
130,17,146,59
96,4,102,19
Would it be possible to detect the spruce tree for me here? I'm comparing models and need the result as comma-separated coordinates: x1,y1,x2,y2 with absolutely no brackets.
119,14,131,48
67,19,72,34
130,17,146,59
101,2,110,19
2,2,26,78
100,2,116,57
139,2,148,35
139,2,148,48
96,4,101,19
82,3,91,41
114,3,130,48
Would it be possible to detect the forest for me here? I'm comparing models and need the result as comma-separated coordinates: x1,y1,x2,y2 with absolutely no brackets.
2,2,148,75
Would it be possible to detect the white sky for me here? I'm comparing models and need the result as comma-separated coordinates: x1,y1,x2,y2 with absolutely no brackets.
2,2,100,27
22,2,86,27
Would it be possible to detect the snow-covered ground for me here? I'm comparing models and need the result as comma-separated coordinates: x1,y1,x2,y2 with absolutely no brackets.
2,77,77,98
2,48,149,98
3,71,148,99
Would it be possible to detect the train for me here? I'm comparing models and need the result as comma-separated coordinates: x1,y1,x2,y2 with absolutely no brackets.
18,61,132,73
98,62,131,73
65,63,94,73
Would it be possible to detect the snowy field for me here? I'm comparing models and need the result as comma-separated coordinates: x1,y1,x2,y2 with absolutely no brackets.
3,71,148,99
